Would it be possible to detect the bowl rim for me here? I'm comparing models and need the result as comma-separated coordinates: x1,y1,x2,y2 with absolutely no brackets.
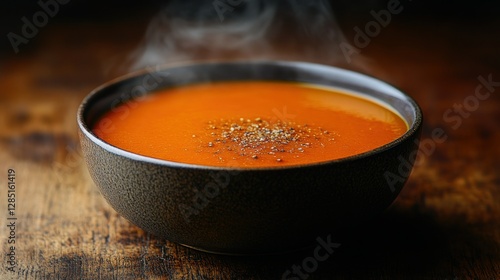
77,60,423,171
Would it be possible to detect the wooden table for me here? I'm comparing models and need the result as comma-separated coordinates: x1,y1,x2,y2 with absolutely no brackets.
0,12,499,279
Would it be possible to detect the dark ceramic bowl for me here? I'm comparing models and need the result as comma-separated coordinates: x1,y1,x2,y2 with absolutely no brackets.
77,61,422,255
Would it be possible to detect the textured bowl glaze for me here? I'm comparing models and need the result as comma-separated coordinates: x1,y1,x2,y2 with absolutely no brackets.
77,61,422,255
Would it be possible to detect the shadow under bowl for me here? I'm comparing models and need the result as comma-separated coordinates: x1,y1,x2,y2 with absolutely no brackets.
77,61,422,255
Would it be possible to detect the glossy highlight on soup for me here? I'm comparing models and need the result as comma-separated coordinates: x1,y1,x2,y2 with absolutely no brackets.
93,81,408,167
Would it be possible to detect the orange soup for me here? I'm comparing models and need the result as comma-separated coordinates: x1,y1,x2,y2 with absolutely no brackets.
93,81,408,167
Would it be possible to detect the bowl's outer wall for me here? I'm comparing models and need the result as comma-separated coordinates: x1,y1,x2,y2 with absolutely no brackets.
80,128,420,254
78,61,422,254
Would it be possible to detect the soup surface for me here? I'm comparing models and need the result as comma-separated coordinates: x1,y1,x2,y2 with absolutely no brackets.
93,81,408,167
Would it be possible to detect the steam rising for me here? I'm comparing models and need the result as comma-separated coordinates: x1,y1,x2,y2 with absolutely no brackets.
128,0,362,71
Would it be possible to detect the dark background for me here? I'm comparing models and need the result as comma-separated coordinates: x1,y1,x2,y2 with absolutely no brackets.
2,0,500,54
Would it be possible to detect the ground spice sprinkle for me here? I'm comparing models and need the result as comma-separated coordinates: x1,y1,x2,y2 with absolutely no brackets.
205,117,334,162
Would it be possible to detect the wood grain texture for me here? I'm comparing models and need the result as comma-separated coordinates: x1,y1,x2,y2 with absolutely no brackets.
0,17,499,279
